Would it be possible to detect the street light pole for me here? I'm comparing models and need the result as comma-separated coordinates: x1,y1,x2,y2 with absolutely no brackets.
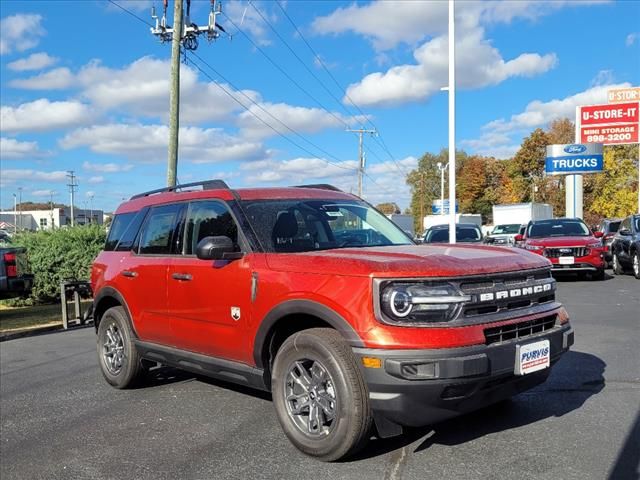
437,162,448,216
13,194,17,234
447,0,457,244
17,187,22,231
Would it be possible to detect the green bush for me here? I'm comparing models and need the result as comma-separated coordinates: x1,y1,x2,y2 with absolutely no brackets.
11,225,106,304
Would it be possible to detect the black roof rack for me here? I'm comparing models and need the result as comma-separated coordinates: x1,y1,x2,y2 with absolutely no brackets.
130,180,230,200
292,184,343,192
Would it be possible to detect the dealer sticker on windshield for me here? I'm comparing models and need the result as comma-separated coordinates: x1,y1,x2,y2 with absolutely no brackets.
515,340,550,375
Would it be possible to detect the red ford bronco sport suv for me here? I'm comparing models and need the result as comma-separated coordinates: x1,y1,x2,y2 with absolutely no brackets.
91,180,573,461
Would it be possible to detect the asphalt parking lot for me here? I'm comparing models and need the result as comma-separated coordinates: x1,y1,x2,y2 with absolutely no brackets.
1,274,638,480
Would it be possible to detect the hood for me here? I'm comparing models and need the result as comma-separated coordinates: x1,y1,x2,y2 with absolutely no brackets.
265,244,550,278
526,236,598,247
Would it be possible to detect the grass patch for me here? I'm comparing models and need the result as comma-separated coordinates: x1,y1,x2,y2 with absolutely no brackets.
0,301,92,332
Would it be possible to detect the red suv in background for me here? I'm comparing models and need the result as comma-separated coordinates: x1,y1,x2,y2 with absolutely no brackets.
515,218,605,280
91,180,573,461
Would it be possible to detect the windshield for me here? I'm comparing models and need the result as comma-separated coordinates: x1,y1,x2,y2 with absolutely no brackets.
424,226,482,243
241,199,413,252
527,220,591,238
491,224,521,234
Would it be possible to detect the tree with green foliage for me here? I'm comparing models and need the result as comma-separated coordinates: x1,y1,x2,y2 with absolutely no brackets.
11,225,106,304
375,203,401,215
587,144,639,221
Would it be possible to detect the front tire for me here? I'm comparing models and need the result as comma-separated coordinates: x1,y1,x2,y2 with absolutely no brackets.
271,328,372,461
612,253,624,275
97,306,144,389
592,268,605,281
633,251,640,279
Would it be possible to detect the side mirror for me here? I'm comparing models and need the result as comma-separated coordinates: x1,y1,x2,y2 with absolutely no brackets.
514,234,524,242
593,231,604,238
619,228,631,236
196,236,243,261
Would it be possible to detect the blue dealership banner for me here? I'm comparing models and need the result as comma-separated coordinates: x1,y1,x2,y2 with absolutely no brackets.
545,143,603,175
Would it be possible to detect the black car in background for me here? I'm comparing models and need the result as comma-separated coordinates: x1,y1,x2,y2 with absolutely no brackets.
611,214,640,279
422,223,483,244
597,218,622,267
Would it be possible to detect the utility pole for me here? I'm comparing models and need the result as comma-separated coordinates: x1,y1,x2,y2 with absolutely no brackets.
346,127,376,198
151,0,225,187
67,171,78,227
50,191,55,229
13,194,17,234
89,194,94,225
17,187,22,231
420,171,424,229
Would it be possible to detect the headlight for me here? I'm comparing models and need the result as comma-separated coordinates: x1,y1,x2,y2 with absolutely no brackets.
525,245,544,251
379,282,470,324
586,242,601,248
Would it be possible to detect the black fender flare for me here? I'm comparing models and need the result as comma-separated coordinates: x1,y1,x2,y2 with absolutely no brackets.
93,286,138,337
252,299,365,369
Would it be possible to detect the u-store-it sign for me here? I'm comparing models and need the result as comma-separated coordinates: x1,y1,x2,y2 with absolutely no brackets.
576,101,639,145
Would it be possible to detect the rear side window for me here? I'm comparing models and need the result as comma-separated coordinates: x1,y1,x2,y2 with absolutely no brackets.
184,201,238,255
138,204,183,255
105,213,135,251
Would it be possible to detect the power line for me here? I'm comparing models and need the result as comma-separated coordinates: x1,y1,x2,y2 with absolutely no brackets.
187,52,357,173
275,1,408,176
247,0,356,128
107,0,154,27
189,50,353,169
221,11,352,133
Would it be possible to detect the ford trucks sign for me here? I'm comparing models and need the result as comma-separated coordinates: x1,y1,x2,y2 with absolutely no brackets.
545,143,603,175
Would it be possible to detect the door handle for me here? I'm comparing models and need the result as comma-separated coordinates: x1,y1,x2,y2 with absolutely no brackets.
171,273,192,281
121,270,138,278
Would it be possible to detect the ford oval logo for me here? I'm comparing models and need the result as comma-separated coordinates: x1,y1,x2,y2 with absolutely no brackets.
564,144,587,154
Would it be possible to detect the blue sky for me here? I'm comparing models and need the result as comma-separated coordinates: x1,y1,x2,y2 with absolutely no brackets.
1,0,639,213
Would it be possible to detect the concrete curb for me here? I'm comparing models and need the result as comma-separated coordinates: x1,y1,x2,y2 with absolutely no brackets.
0,324,64,342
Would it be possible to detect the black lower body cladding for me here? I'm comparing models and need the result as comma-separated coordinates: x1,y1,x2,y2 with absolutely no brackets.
353,323,573,429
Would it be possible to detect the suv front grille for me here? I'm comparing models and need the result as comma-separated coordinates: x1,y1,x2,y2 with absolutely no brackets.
459,269,556,318
484,315,557,345
544,247,588,258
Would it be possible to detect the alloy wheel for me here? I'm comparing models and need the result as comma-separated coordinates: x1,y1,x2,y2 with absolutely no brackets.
284,359,338,436
102,323,125,375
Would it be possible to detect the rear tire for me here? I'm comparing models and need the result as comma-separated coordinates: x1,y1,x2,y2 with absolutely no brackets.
97,306,144,389
271,328,372,461
612,253,624,275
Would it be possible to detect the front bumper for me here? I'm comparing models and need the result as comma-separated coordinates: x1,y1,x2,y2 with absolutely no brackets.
353,322,573,429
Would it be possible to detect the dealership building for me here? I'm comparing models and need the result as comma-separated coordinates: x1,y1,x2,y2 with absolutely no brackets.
0,207,104,231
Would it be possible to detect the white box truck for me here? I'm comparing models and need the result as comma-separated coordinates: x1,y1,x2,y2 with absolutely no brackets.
487,203,553,245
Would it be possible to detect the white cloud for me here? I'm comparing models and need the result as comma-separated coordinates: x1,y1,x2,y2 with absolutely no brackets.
312,1,613,108
343,27,557,107
225,1,276,47
1,99,94,133
1,169,67,184
0,14,45,55
241,157,358,184
31,189,57,197
626,32,639,47
462,82,632,158
62,124,267,164
0,137,47,159
237,102,351,140
82,161,133,173
9,67,74,90
312,1,609,51
7,52,58,71
87,176,105,184
591,70,614,87
105,0,153,13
